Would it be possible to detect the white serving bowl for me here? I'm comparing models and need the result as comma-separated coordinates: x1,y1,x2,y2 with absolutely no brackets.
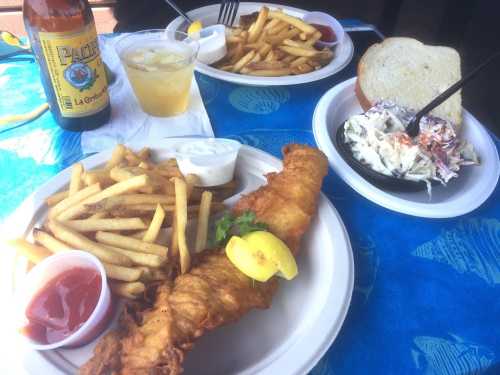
166,2,354,86
313,77,500,218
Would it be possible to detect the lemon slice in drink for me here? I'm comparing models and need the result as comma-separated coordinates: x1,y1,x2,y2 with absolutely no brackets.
187,20,203,37
225,231,298,282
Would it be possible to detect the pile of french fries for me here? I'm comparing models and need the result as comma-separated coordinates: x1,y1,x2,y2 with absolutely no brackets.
8,145,234,299
214,6,334,76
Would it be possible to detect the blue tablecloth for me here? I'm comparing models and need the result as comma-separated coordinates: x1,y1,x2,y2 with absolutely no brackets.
1,27,499,375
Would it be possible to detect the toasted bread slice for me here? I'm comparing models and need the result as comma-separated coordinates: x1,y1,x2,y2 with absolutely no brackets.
357,37,462,129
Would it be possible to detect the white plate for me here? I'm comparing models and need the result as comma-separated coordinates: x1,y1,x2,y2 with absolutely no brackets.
166,3,354,86
3,138,354,375
313,77,500,218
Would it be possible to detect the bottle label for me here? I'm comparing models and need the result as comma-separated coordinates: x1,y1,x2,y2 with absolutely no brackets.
39,24,109,117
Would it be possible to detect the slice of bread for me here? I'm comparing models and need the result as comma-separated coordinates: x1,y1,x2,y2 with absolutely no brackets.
357,37,462,129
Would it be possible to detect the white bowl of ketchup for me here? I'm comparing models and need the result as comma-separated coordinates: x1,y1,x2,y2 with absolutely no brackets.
302,11,345,49
15,251,113,350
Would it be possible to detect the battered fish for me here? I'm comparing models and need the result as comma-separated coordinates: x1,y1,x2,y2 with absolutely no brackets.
80,144,328,375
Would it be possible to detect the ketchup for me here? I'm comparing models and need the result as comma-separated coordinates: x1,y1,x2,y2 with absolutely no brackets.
23,267,101,344
311,23,336,43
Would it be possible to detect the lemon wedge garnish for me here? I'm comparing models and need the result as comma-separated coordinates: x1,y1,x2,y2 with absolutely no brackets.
1,31,28,48
225,231,298,282
187,20,203,37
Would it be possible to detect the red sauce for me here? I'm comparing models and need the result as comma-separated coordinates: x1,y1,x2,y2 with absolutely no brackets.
23,267,101,345
310,23,337,43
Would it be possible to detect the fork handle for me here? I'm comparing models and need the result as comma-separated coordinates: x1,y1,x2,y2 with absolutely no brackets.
164,0,193,24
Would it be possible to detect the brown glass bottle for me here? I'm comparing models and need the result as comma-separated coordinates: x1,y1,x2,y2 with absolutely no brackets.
23,0,110,131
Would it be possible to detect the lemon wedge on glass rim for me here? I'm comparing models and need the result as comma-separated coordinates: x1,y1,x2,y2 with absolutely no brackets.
187,20,203,37
225,231,298,282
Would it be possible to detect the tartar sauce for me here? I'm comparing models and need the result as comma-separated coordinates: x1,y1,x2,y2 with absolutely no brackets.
176,138,241,186
343,101,479,192
193,25,227,65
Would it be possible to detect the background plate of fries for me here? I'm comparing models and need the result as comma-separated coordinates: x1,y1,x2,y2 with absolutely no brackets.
1,138,353,375
167,3,354,86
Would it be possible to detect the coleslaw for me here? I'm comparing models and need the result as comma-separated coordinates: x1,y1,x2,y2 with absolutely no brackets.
343,101,479,192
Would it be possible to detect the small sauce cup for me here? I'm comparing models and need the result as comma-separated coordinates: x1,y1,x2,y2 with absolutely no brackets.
303,11,345,49
195,24,227,65
175,138,242,186
15,251,113,350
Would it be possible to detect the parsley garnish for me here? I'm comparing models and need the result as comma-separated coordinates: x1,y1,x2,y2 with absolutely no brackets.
213,210,268,246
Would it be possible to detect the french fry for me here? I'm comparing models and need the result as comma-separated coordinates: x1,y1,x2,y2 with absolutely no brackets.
105,144,126,169
247,61,287,70
47,220,133,266
229,43,245,64
153,165,183,179
142,204,165,243
103,262,143,282
283,38,314,49
278,45,319,57
232,50,256,72
219,64,235,71
248,68,292,76
304,30,322,46
290,56,310,68
137,147,151,161
243,42,265,51
266,28,301,46
89,212,108,219
282,55,296,64
195,191,212,253
230,27,242,36
174,178,190,273
69,163,84,196
258,42,272,57
213,7,332,77
63,218,147,232
48,183,101,219
248,6,269,43
108,203,175,212
110,281,145,299
268,10,317,34
95,231,168,257
7,239,52,264
267,21,288,35
33,228,72,253
292,62,314,74
263,18,280,31
138,161,152,170
103,244,165,268
184,174,201,200
110,167,171,194
226,35,244,44
57,174,150,220
83,169,114,187
107,202,223,214
86,194,175,213
45,190,69,206
139,267,168,282
264,49,276,62
124,148,142,166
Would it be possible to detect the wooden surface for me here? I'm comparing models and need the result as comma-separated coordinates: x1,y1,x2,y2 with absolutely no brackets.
1,0,116,9
0,7,117,35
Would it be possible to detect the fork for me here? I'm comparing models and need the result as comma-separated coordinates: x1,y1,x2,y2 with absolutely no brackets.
218,0,240,27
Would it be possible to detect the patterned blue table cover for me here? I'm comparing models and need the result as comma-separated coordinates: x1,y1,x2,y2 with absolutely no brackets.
0,26,499,375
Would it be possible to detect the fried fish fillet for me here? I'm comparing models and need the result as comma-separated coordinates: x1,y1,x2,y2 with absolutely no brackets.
80,144,328,375
234,144,329,255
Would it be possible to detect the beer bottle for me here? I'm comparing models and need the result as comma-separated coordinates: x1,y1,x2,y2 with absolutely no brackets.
23,0,111,131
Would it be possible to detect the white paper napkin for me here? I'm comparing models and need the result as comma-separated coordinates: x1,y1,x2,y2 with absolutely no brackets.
81,35,214,154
